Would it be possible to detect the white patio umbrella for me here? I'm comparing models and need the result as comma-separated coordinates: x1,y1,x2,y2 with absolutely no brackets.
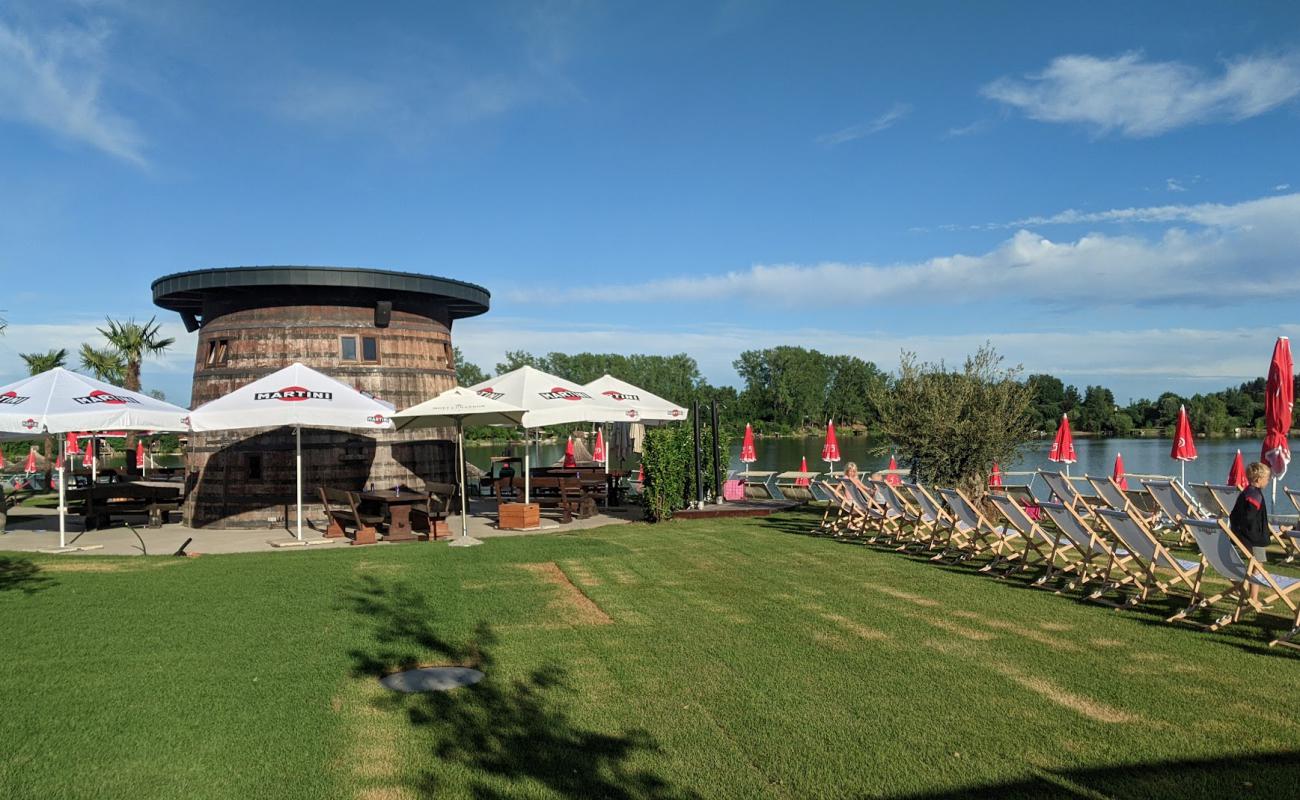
0,367,191,551
582,374,689,423
466,366,636,503
392,387,526,547
186,363,395,542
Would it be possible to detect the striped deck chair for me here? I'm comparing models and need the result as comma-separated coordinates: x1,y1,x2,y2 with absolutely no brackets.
936,487,1021,572
1039,501,1143,602
1038,470,1091,515
899,483,953,553
987,494,1079,586
1170,518,1300,646
1091,506,1201,610
869,479,919,548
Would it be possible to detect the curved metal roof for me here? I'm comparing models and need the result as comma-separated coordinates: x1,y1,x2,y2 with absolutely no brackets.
152,265,490,322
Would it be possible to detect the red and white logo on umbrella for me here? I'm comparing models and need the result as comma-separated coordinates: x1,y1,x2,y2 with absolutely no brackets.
476,388,505,400
366,414,387,425
21,418,38,430
254,386,333,402
0,391,30,406
539,387,591,402
73,390,139,406
601,390,640,402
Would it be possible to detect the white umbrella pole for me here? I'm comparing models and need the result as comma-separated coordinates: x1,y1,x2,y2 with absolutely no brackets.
91,438,97,484
524,428,531,504
58,435,67,549
459,420,468,540
295,425,303,541
1180,461,1185,487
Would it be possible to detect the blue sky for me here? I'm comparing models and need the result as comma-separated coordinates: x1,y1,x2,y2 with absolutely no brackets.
2,0,1299,406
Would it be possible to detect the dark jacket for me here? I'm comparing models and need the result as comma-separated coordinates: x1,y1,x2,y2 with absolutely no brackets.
1229,486,1270,549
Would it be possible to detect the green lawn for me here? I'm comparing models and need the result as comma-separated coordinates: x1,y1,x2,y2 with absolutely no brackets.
2,509,1298,799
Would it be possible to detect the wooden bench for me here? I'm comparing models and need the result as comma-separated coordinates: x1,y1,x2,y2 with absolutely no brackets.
319,488,384,545
1,489,38,533
67,483,182,530
522,476,587,523
411,482,457,540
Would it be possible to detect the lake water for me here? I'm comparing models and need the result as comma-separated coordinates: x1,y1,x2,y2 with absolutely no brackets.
469,435,1298,494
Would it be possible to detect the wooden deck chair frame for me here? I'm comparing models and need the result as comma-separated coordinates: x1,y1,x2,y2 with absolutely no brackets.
1192,482,1299,562
844,476,896,543
898,483,952,553
836,477,879,538
1169,518,1300,646
935,487,1021,571
814,478,850,534
1090,506,1201,610
1038,470,1092,516
987,494,1081,586
1084,475,1133,513
1038,501,1144,602
868,478,920,548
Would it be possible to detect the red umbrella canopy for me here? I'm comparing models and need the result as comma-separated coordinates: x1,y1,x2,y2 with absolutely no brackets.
821,421,841,463
592,429,606,463
0,449,5,470
796,456,810,486
740,424,757,463
136,440,146,469
1048,414,1077,464
1112,452,1129,490
24,447,37,474
1170,405,1197,462
989,462,1003,487
563,437,577,468
1228,449,1247,490
65,431,80,455
636,461,645,482
1262,336,1293,479
886,454,901,485
82,437,95,468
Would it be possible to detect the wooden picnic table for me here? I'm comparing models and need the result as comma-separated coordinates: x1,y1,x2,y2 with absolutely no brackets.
359,490,430,542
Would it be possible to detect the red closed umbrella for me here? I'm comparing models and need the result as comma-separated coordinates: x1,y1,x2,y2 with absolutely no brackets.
796,456,810,486
592,428,606,464
886,454,901,486
740,423,757,480
1262,337,1293,490
82,437,95,469
1227,449,1247,490
1112,452,1129,490
136,440,146,470
24,447,37,474
821,420,840,469
636,462,645,483
1048,414,1077,474
65,431,80,455
989,462,1003,488
0,449,5,470
563,436,577,468
1170,405,1197,484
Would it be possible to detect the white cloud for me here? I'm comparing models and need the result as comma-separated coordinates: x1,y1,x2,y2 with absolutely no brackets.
0,17,145,165
1276,183,1291,191
514,192,1300,310
945,118,994,138
982,52,1300,137
1166,178,1186,192
815,103,912,146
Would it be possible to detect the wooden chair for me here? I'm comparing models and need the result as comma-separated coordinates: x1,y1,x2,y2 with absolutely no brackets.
411,482,457,540
898,483,953,553
1170,518,1300,647
935,487,1018,571
1091,507,1201,610
1038,470,1092,515
988,494,1081,587
318,488,382,544
1037,500,1142,601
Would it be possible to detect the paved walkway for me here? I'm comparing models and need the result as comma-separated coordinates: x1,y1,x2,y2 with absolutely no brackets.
0,498,638,556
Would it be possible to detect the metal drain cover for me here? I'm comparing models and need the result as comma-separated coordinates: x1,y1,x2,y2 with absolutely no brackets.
380,666,484,693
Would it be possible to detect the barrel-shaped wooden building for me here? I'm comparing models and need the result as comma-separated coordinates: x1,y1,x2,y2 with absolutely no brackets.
153,266,489,528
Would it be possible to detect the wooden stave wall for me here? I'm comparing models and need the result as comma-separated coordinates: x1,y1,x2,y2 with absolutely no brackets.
184,304,459,528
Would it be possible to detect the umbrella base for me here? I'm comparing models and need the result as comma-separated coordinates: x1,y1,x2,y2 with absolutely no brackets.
36,545,105,554
448,536,485,547
267,537,334,548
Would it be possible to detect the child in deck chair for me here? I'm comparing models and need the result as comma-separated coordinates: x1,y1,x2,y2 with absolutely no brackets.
843,462,858,480
1230,462,1272,601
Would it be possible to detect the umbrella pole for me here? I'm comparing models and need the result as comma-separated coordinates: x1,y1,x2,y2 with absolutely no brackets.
449,418,483,547
58,435,67,549
524,428,531,505
295,425,303,541
91,438,97,484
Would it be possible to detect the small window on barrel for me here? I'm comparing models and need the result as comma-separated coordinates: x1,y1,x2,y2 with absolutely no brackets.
362,336,378,363
340,336,358,361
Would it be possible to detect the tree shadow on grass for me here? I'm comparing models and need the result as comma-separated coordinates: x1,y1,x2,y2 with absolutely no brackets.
890,750,1300,800
0,556,54,594
343,575,698,800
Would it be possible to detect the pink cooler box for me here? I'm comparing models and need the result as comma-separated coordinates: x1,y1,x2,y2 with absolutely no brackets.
723,479,746,501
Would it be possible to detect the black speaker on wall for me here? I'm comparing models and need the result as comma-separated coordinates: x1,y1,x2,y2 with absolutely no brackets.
375,300,392,328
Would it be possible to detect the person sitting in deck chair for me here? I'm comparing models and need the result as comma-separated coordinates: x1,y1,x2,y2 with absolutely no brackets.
843,462,858,480
1230,462,1272,602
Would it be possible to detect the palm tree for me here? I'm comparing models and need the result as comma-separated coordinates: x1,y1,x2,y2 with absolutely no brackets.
79,343,126,384
98,317,174,392
20,349,67,375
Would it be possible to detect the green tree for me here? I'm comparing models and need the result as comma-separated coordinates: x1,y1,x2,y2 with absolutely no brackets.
453,347,487,387
97,317,174,392
20,349,67,375
869,344,1034,496
79,343,126,383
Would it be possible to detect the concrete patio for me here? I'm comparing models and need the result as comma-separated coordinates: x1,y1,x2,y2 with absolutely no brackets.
0,497,639,556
